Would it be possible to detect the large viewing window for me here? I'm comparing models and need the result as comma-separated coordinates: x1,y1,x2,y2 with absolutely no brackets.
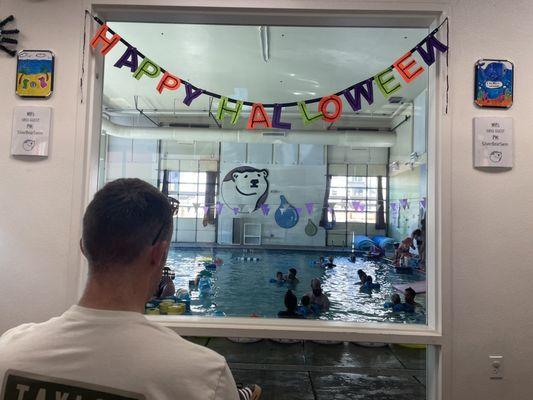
98,19,433,328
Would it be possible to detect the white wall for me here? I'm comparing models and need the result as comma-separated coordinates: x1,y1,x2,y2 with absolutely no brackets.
2,2,533,400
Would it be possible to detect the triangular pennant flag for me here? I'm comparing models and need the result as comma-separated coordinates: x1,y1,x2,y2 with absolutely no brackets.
420,197,427,209
305,202,314,215
351,200,360,211
203,206,209,214
295,207,302,217
261,204,270,216
215,202,223,215
232,207,240,215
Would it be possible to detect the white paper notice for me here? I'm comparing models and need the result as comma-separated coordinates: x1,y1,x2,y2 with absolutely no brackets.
11,106,52,156
473,117,513,168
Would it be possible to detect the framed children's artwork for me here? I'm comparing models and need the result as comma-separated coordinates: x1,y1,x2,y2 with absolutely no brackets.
15,50,54,98
474,59,513,108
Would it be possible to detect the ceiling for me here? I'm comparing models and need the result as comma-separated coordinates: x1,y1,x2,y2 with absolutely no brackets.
103,22,429,129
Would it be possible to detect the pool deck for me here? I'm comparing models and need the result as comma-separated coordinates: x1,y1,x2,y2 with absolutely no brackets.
185,337,426,400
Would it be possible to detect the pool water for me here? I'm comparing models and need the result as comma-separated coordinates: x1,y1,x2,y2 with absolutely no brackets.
165,249,427,324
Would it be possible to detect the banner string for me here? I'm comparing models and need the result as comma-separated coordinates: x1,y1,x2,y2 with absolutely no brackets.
86,11,449,109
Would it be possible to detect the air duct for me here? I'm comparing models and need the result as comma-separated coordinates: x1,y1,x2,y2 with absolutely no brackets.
101,120,396,148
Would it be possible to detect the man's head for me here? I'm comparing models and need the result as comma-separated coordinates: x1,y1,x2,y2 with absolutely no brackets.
301,294,310,307
81,178,174,276
311,278,322,296
288,268,297,278
276,271,283,280
404,287,417,303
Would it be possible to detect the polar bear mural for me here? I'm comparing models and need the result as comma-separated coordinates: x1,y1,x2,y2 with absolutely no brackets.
221,166,269,213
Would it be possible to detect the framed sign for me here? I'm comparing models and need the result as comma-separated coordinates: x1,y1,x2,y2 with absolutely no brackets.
473,117,513,168
474,59,513,108
11,106,52,157
16,50,54,98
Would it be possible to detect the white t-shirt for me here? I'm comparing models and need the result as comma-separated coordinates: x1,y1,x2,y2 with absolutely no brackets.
0,305,239,400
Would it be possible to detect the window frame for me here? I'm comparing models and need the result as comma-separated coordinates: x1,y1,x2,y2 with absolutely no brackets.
79,0,450,365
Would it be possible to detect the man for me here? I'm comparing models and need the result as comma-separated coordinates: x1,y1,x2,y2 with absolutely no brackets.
0,178,260,400
306,278,330,312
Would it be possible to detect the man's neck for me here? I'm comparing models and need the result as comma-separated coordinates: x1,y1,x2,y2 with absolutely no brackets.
78,273,148,313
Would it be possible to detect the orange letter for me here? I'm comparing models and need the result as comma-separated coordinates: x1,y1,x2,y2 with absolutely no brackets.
90,24,121,55
318,95,343,123
393,51,425,83
157,71,181,94
246,103,272,129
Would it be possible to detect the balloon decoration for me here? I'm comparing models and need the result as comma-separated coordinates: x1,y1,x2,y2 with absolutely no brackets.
88,14,449,129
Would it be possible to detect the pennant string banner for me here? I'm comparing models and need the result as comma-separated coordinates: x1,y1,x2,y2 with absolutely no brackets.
88,13,448,122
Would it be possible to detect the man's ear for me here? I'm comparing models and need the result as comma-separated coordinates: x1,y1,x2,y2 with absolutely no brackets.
150,240,170,267
79,238,86,257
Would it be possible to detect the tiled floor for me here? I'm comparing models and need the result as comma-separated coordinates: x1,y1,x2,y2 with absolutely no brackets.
185,337,426,400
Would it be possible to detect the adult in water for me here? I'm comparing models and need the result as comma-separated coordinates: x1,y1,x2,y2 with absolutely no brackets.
0,178,261,400
307,278,330,311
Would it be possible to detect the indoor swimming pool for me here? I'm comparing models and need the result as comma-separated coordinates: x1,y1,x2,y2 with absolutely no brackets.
164,249,427,324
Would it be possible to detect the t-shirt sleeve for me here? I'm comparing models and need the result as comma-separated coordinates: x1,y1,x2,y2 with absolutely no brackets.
213,362,239,400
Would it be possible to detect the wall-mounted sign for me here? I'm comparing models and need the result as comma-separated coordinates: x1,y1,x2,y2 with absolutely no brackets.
474,59,513,108
473,117,513,168
16,50,54,98
11,106,52,156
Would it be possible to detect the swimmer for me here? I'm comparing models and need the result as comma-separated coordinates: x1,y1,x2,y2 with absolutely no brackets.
404,287,422,309
384,294,404,312
297,295,313,318
270,271,285,284
362,275,380,291
394,237,413,266
278,290,304,319
324,256,336,268
306,278,330,311
356,269,367,285
284,268,299,285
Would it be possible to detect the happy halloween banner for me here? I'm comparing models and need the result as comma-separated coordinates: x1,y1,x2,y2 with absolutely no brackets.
89,15,448,130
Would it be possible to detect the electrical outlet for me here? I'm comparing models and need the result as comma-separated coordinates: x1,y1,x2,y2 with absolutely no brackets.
489,355,504,379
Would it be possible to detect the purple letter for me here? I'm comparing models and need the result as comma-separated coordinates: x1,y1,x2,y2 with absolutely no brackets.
344,78,374,112
415,35,448,67
113,46,139,73
272,104,292,130
183,82,204,106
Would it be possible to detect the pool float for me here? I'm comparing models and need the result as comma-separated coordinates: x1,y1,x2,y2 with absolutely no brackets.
204,262,217,270
198,257,212,263
166,303,186,315
239,257,260,262
393,281,427,294
145,308,160,315
353,235,375,251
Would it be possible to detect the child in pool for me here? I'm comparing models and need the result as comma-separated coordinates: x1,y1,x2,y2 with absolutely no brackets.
278,290,304,319
404,287,421,311
297,294,314,318
324,256,336,268
361,276,380,291
153,267,176,299
270,271,285,284
384,293,404,312
284,268,299,285
356,269,367,285
394,237,413,266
